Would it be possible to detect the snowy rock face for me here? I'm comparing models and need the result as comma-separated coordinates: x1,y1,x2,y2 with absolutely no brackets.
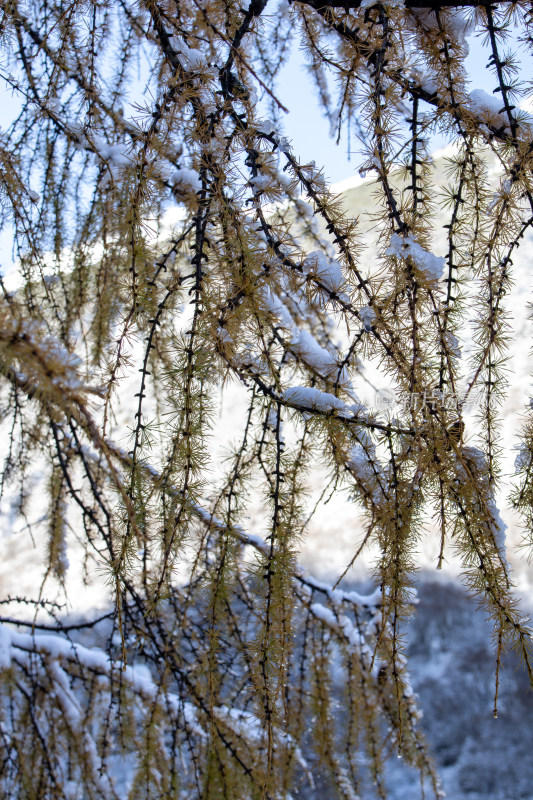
396,581,533,800
287,579,533,800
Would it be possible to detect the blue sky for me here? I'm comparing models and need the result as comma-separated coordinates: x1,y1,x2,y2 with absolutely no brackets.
274,28,533,183
0,19,530,192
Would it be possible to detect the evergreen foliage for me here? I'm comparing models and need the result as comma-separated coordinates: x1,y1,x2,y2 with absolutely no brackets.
0,0,533,797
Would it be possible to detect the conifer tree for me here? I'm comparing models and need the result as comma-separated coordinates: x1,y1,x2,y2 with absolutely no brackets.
0,0,533,797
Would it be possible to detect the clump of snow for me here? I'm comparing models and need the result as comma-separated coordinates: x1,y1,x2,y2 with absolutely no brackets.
487,497,510,570
446,10,474,52
260,287,350,384
303,161,327,192
487,177,516,213
284,385,347,414
46,96,62,114
41,334,84,391
92,136,131,185
310,602,368,659
457,447,509,569
462,446,486,470
284,385,363,416
348,444,372,473
94,136,130,168
173,40,204,70
467,90,533,135
445,331,461,359
347,443,386,502
514,445,530,472
254,119,293,153
255,118,279,136
260,287,293,329
413,8,473,54
266,406,281,430
249,174,271,193
412,69,439,97
277,135,292,156
360,0,403,7
233,346,269,375
468,89,510,133
214,706,310,777
172,167,201,194
387,233,445,281
302,250,345,294
358,305,376,331
469,90,503,117
291,329,347,383
310,601,337,628
217,327,233,344
0,624,11,669
304,574,382,610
